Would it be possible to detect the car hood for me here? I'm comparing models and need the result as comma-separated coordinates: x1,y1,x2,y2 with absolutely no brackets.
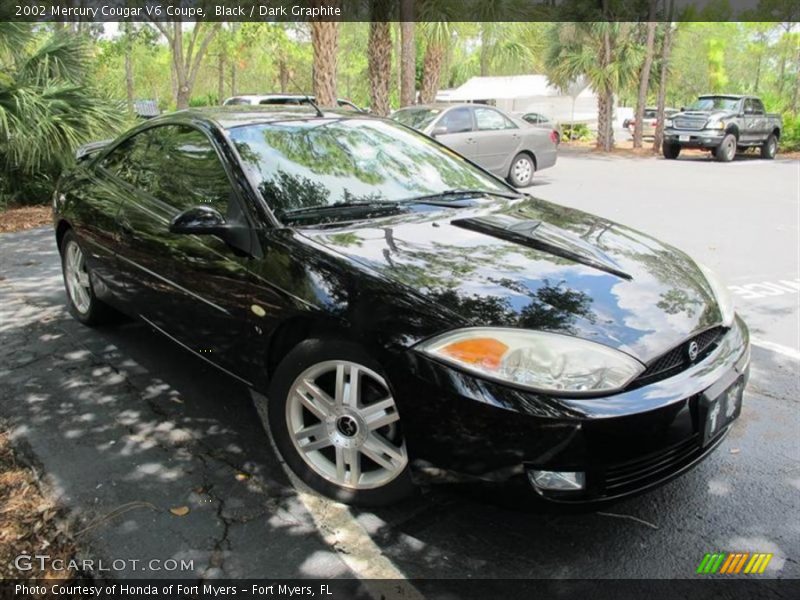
674,109,735,121
299,197,723,363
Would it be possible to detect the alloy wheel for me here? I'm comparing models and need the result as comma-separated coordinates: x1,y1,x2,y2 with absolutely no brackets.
64,241,91,314
285,360,407,490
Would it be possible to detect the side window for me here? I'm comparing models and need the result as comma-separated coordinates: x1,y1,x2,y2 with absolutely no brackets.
439,108,473,134
474,107,516,131
144,126,236,217
752,99,765,115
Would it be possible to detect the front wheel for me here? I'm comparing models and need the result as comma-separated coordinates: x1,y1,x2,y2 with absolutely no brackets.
263,339,415,506
760,134,778,159
508,153,535,187
662,142,681,159
714,133,737,162
60,230,120,326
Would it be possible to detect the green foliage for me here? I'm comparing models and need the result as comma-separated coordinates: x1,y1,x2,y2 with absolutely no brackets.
0,24,124,206
561,123,590,141
780,114,800,152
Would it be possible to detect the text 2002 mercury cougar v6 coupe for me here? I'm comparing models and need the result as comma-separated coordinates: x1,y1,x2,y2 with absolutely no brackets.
53,107,750,506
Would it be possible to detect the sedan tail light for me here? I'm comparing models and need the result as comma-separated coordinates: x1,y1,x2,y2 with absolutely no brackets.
549,130,559,145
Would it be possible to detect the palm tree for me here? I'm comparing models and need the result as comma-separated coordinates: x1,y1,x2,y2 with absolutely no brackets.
399,0,416,106
310,2,341,108
0,24,123,205
546,22,644,152
633,10,658,149
419,21,450,104
368,0,393,116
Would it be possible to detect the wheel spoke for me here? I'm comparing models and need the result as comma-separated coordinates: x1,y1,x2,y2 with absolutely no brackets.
76,270,90,288
362,434,405,472
362,397,399,430
334,363,360,407
294,423,332,452
296,379,334,419
342,448,360,486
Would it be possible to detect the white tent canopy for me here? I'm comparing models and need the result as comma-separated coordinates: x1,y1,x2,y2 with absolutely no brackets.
436,75,602,125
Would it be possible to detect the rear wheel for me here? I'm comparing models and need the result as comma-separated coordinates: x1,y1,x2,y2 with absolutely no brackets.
760,133,778,159
714,133,737,162
508,153,535,187
662,142,680,159
263,339,415,506
60,230,120,326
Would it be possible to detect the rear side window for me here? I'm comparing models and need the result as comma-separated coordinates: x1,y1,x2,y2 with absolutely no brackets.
474,107,516,131
751,99,765,115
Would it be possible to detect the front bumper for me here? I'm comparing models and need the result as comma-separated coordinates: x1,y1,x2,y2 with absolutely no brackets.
664,128,725,149
389,316,750,502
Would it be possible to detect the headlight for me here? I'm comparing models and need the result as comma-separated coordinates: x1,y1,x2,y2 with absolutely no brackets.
707,119,725,130
698,264,735,326
415,328,645,395
664,118,673,128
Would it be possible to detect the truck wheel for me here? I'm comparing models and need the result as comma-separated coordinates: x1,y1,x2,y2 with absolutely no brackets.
760,134,778,159
715,133,737,162
662,142,680,159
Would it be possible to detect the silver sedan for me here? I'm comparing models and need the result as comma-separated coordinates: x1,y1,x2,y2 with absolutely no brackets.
392,104,558,187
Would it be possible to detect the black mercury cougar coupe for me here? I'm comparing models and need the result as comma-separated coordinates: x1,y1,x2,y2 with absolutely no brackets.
53,107,750,506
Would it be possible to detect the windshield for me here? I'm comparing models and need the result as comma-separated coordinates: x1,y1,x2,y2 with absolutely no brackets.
228,118,508,219
392,108,441,130
689,97,740,111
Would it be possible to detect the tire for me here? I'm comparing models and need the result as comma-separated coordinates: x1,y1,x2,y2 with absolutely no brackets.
262,339,415,507
714,133,737,162
60,230,120,326
760,133,778,159
662,142,681,159
508,153,535,188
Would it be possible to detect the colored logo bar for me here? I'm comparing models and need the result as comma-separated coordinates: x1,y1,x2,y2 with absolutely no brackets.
696,552,773,574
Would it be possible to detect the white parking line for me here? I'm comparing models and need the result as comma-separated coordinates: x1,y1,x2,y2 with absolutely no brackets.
751,339,800,361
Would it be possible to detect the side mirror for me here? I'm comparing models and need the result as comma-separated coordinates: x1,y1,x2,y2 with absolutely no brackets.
169,205,260,258
431,125,448,137
169,205,228,236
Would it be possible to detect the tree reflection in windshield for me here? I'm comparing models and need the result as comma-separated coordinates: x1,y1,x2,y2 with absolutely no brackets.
228,118,507,217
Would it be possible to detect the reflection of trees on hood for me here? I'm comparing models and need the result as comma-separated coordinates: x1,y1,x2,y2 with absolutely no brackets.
431,279,594,335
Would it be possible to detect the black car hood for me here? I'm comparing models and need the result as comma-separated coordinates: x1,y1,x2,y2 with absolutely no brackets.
299,197,722,363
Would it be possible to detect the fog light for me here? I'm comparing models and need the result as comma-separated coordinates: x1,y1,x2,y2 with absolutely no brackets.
528,470,585,491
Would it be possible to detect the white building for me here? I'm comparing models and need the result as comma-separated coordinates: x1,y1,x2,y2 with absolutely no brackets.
435,75,608,126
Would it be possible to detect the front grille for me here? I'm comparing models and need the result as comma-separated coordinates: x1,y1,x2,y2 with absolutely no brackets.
674,117,707,130
604,434,701,493
631,327,726,388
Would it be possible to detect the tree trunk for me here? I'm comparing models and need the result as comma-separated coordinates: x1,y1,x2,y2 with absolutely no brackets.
368,2,393,117
217,54,225,105
311,17,340,107
399,0,415,106
124,36,135,113
420,42,444,104
633,18,657,149
652,18,675,152
596,26,614,151
480,25,491,76
279,60,289,93
231,62,238,97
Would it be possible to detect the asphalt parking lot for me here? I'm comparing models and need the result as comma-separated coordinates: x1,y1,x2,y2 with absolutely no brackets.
0,150,798,585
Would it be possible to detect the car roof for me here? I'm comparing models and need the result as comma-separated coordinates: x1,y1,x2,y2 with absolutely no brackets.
150,106,375,130
396,103,485,111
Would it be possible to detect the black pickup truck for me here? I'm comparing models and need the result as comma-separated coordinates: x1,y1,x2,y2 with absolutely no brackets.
662,95,781,162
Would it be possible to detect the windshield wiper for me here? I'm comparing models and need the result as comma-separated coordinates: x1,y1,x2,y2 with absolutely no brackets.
279,201,401,221
401,188,524,205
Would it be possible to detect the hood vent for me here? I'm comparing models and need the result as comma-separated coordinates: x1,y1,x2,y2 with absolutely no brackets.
451,215,631,280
